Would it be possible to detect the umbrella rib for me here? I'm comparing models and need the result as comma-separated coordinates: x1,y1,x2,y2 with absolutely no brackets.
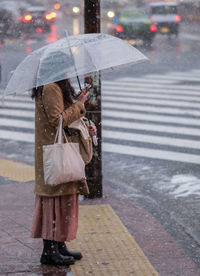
35,48,47,88
4,34,148,95
82,42,99,72
65,32,82,90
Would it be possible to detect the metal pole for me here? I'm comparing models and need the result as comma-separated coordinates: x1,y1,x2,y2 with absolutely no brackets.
84,0,102,198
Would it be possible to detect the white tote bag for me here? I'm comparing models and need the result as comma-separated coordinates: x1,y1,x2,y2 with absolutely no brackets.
43,115,86,186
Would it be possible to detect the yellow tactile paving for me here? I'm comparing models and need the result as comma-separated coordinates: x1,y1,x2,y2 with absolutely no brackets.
69,205,158,276
0,159,35,182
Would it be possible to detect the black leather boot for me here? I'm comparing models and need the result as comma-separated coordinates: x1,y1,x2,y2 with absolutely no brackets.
57,241,83,260
40,239,75,266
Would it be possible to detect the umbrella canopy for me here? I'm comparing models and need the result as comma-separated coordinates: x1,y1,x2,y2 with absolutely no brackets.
5,33,149,95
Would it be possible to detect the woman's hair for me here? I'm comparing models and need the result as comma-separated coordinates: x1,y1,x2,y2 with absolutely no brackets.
31,79,76,105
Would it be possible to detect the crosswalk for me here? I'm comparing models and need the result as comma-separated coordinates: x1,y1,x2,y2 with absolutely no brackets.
1,68,200,164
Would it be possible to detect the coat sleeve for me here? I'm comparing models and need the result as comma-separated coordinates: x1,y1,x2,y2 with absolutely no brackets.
42,83,86,128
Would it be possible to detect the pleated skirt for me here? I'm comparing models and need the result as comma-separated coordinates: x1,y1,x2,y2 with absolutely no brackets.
30,194,79,242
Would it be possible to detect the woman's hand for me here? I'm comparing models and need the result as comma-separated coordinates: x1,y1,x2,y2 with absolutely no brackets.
78,87,90,104
88,125,97,137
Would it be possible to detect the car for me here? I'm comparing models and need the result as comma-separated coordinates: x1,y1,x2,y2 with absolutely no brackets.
148,2,181,37
109,8,157,46
20,5,57,34
0,1,22,39
0,8,14,41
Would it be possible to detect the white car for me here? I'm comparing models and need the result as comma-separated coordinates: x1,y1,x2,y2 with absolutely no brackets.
149,2,181,37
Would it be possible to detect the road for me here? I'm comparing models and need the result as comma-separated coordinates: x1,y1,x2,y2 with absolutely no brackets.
0,14,200,266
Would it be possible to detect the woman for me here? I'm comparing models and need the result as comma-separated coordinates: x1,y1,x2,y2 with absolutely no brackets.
30,79,96,266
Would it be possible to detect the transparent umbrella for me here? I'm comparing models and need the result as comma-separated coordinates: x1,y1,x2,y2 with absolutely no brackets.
4,33,149,96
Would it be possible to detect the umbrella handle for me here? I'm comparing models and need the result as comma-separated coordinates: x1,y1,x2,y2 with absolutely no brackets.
77,75,82,91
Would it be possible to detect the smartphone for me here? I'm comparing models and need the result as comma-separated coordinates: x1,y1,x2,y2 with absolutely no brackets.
75,84,92,98
85,83,93,90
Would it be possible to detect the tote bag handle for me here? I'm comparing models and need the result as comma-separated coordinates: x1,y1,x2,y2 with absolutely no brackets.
54,114,68,144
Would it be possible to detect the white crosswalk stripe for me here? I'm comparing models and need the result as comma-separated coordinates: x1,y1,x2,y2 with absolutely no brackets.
0,109,34,118
104,90,200,101
104,80,200,91
103,119,200,137
145,74,200,81
0,118,34,129
2,101,34,109
103,130,200,149
103,95,200,108
0,129,34,143
1,68,200,164
103,143,200,165
103,110,200,126
103,102,200,116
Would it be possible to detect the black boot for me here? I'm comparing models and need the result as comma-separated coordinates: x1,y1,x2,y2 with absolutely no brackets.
40,239,75,266
57,241,83,260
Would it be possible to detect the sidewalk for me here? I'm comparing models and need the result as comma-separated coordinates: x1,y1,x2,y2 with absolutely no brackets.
0,159,200,275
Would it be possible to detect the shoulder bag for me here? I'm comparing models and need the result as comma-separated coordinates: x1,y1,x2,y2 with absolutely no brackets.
43,114,86,186
68,117,93,164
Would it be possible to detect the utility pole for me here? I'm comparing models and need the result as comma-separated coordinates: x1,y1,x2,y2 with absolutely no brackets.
84,0,102,198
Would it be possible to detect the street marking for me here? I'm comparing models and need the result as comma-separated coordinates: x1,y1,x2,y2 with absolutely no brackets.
103,119,200,137
103,110,200,126
190,69,200,73
0,118,34,129
144,74,200,82
0,109,34,118
105,77,177,84
103,143,200,164
103,102,200,116
102,95,200,108
104,80,200,91
1,101,34,109
167,71,200,77
103,90,200,102
103,130,200,149
0,130,34,143
102,85,200,96
2,96,33,103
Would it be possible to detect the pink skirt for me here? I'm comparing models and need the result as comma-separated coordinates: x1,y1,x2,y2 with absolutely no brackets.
30,194,79,242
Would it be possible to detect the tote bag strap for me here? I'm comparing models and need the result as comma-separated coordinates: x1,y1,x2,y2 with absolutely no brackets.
54,114,68,144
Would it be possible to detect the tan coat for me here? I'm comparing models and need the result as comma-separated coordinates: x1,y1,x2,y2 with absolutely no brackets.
34,83,92,197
